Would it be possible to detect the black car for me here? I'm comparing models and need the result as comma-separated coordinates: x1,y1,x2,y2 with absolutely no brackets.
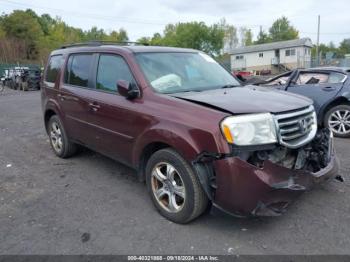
252,67,350,138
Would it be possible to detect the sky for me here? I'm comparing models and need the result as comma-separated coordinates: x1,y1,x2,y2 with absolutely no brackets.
1,0,349,45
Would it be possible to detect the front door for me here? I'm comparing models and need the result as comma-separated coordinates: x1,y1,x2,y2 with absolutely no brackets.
83,53,146,165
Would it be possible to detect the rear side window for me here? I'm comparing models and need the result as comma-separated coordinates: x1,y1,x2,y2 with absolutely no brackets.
328,72,347,84
296,72,329,85
65,54,93,87
96,54,134,92
45,55,63,83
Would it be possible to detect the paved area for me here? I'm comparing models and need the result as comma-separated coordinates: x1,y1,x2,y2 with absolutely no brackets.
0,88,349,255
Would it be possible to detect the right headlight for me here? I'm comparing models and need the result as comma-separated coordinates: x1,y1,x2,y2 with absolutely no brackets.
221,113,277,146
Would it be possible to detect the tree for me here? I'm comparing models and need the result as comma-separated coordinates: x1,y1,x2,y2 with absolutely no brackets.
0,9,130,63
0,25,5,39
107,29,129,42
241,28,253,46
339,38,350,56
312,41,344,58
268,16,299,42
1,10,44,59
255,29,270,44
142,22,225,55
137,36,151,45
220,19,238,53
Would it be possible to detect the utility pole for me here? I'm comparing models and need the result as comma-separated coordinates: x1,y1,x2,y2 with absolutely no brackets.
316,15,320,65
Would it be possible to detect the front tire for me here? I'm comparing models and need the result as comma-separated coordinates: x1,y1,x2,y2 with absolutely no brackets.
324,104,350,138
48,115,77,158
146,148,208,224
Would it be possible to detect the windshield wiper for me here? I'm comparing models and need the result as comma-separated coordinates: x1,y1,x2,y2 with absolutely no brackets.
221,84,240,89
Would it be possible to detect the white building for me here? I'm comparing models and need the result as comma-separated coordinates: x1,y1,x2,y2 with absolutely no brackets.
231,38,313,74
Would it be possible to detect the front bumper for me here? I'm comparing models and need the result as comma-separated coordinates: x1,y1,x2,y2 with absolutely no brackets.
212,136,339,217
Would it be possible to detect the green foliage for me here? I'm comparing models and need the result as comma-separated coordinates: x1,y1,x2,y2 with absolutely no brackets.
138,22,225,56
268,16,299,42
0,25,6,39
241,28,253,46
221,20,238,51
255,30,271,44
1,10,44,59
311,42,340,58
0,9,129,63
339,38,350,55
254,16,298,45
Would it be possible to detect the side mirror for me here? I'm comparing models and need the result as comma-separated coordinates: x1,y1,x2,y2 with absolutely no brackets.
117,80,140,100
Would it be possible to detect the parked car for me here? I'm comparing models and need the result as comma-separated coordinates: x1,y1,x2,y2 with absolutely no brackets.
41,42,339,223
3,67,30,90
252,67,350,138
21,68,41,90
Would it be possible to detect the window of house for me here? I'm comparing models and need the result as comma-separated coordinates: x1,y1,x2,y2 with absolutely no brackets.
64,54,93,88
96,54,134,93
305,48,310,55
45,55,63,83
285,49,296,57
259,53,263,58
236,55,244,60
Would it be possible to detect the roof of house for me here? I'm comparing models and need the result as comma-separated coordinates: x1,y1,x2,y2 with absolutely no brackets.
230,38,313,55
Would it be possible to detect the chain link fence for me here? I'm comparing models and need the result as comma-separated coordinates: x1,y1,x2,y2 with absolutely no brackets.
311,57,350,68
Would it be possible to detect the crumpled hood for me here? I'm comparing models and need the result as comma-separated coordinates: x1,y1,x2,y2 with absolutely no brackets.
171,86,313,114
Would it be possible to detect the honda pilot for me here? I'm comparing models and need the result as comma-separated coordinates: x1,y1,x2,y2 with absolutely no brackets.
41,42,339,223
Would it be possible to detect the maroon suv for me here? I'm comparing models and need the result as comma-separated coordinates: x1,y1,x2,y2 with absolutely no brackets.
41,43,339,223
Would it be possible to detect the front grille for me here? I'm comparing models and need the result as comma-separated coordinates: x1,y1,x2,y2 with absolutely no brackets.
274,106,317,149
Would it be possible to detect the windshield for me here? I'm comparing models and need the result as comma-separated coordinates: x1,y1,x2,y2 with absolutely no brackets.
135,52,240,94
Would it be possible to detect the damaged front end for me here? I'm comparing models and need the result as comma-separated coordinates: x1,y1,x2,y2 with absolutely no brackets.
193,128,339,217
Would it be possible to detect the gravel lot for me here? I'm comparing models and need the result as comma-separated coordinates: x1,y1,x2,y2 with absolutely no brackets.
0,88,350,255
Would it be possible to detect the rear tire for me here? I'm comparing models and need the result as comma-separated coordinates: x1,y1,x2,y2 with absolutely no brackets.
48,115,77,158
145,148,208,224
324,104,350,138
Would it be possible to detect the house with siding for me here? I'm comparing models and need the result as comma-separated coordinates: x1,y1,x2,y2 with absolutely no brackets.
230,38,313,74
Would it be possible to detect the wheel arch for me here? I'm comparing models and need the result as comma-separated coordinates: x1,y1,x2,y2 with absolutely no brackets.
44,109,57,132
134,129,205,182
43,99,63,133
319,96,350,125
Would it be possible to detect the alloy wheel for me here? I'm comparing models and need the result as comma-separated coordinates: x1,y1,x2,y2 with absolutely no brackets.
328,109,350,135
151,162,186,213
50,122,63,153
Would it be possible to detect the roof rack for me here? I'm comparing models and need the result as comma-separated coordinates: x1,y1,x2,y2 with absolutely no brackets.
60,41,149,49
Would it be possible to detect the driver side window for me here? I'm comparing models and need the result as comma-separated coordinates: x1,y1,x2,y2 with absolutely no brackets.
96,54,134,93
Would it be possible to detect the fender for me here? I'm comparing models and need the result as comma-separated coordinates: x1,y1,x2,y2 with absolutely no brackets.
318,92,350,123
132,127,205,167
45,98,64,119
43,98,65,132
132,125,224,197
341,91,350,100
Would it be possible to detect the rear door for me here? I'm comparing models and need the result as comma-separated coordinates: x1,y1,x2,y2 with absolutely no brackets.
58,53,97,146
286,71,346,113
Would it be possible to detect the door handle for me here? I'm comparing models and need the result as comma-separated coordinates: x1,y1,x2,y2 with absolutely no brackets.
322,86,335,91
57,94,68,100
89,102,100,112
